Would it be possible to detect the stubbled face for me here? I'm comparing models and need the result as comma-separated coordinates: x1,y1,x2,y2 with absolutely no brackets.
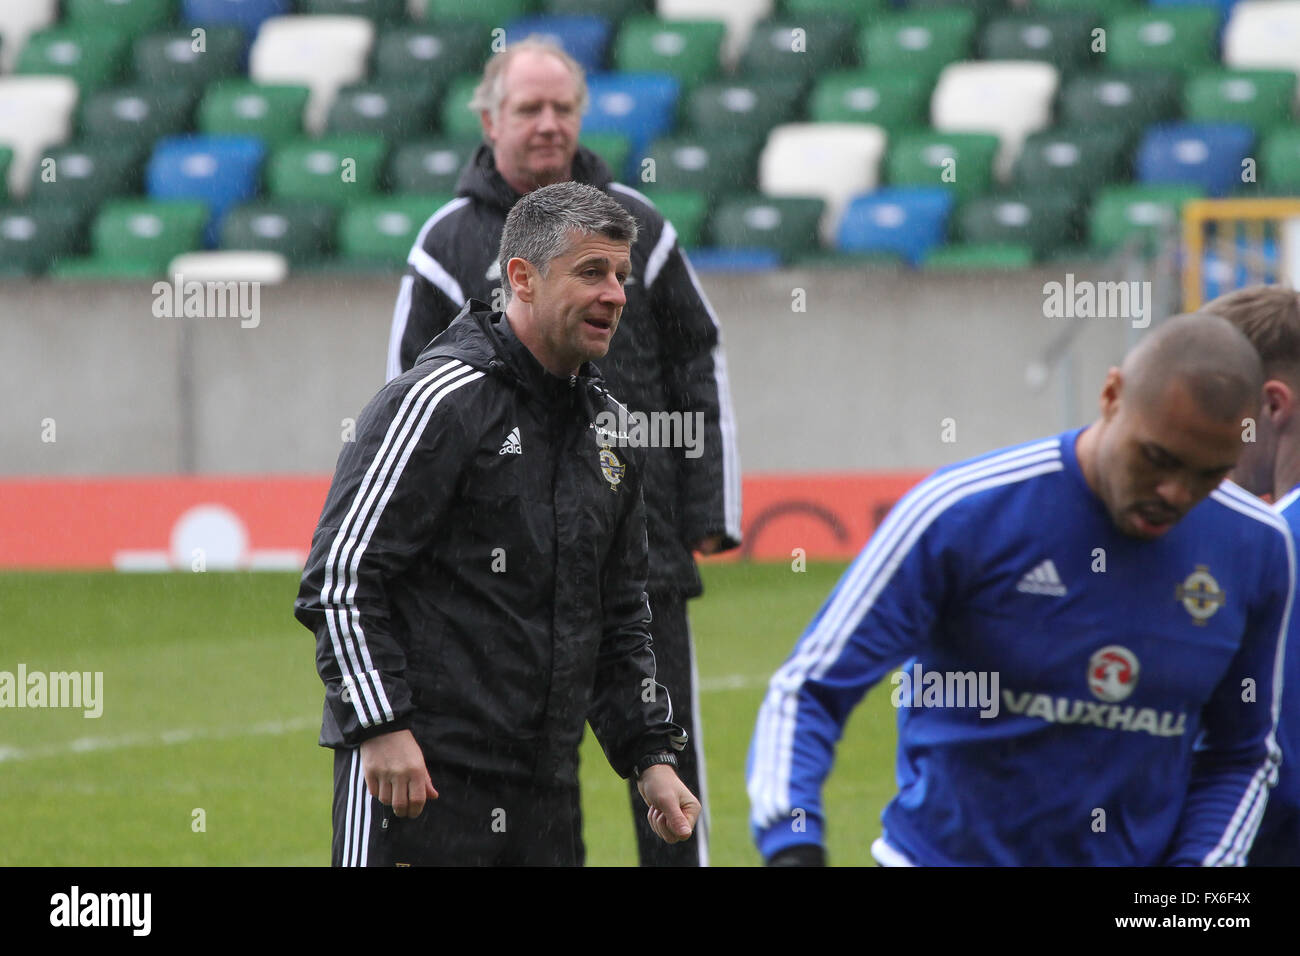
1092,376,1247,539
521,232,630,375
482,50,580,193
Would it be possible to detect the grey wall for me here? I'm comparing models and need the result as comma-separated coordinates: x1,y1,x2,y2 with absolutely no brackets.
1,266,1153,476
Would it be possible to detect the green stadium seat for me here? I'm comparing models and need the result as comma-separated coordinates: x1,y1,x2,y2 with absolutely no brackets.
687,77,806,138
27,142,146,209
908,0,1008,22
387,136,480,195
649,190,708,248
89,198,209,271
133,27,244,90
784,0,891,28
17,26,130,94
1107,7,1220,75
80,85,197,142
1014,127,1130,196
339,195,447,264
301,0,409,22
1260,127,1300,191
956,193,1080,257
1058,70,1182,141
979,12,1098,74
0,148,11,204
741,17,859,79
198,81,310,148
708,194,825,263
641,133,761,195
1032,0,1136,14
614,17,725,93
441,74,484,141
327,83,438,140
810,69,930,132
1183,69,1297,133
886,131,1001,201
373,24,492,87
66,0,174,33
0,204,87,273
421,0,536,25
860,9,976,81
267,135,387,205
580,131,631,180
220,201,337,264
1089,183,1204,254
923,243,1036,270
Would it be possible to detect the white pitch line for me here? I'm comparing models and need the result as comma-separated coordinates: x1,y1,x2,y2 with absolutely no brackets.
0,674,777,764
0,715,319,764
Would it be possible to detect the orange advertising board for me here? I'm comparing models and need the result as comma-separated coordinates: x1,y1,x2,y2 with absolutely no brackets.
0,472,927,570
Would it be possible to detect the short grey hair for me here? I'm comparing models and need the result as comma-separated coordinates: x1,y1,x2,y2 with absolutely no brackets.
468,36,589,124
498,182,638,305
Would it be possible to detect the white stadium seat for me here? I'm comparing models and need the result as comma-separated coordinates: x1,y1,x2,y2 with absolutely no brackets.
657,0,772,69
249,15,374,135
0,0,58,73
167,251,290,284
1224,1,1300,73
931,60,1059,183
758,122,888,245
0,76,78,199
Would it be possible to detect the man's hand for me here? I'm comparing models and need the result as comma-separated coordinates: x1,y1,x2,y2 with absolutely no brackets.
637,765,700,843
360,729,439,818
694,534,725,556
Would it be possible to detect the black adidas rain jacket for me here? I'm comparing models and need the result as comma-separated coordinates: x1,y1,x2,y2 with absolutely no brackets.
296,303,685,785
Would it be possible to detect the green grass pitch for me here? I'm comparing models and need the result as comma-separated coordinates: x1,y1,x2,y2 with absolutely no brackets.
0,563,898,866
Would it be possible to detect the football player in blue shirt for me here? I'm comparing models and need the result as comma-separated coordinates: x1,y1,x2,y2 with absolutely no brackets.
1203,285,1300,866
749,313,1294,866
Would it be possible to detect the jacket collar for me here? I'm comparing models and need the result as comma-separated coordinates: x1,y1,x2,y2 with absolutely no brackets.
415,300,606,413
455,142,614,212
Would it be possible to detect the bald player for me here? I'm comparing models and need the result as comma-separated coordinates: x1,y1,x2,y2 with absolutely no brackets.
748,313,1295,866
1202,285,1300,865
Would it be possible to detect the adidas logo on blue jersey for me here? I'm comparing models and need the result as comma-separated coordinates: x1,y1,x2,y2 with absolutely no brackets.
1017,560,1066,597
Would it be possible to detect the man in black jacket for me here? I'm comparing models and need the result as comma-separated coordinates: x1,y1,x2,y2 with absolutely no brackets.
296,181,699,866
387,37,741,867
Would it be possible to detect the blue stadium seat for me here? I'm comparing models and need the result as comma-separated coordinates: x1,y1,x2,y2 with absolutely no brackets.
1135,122,1255,197
836,187,955,265
182,0,290,33
147,134,266,246
504,15,612,75
1150,0,1237,23
581,73,679,158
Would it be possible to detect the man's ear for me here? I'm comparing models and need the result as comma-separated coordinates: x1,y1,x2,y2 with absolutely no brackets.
506,257,535,303
480,110,496,143
1099,366,1123,420
1263,378,1296,426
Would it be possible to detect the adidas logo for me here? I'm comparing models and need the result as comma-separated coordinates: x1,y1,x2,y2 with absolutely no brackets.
1016,560,1067,597
499,426,522,456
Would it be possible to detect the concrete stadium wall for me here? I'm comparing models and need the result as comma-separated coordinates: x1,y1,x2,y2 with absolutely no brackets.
1,265,1158,476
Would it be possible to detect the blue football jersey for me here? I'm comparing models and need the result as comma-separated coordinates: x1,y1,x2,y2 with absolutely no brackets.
748,429,1294,865
1250,484,1300,865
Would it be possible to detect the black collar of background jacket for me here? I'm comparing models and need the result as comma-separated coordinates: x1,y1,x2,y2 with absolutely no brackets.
418,299,606,422
456,141,615,211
